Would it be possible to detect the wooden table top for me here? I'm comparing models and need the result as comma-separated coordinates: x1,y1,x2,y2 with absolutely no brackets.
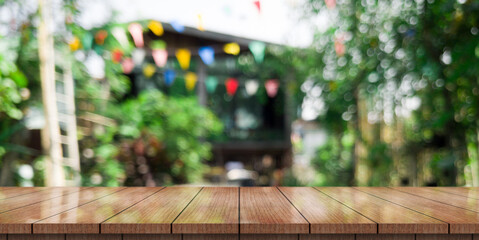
0,187,477,235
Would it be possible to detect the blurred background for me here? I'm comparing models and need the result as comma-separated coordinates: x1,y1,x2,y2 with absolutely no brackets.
0,0,478,187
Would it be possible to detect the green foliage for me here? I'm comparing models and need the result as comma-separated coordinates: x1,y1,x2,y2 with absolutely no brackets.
81,90,223,186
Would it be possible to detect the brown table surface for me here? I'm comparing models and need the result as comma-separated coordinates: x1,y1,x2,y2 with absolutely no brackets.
0,187,477,235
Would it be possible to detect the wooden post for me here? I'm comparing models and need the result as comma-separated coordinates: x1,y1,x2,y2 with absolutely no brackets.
38,0,65,186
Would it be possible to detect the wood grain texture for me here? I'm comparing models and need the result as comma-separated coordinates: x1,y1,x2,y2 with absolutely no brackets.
0,187,84,213
240,235,298,240
356,187,479,234
34,187,162,234
317,187,447,234
173,187,238,234
65,234,121,240
299,234,353,240
435,188,479,200
0,187,46,200
102,187,201,234
8,234,65,240
279,187,376,234
184,234,238,240
416,235,472,240
240,187,309,234
0,188,123,234
123,234,181,240
356,235,414,240
393,187,479,212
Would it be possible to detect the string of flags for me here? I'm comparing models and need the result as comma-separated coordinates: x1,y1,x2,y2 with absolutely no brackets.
68,7,281,98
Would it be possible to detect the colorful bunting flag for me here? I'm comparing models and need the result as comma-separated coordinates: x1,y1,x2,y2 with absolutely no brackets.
121,58,135,74
325,0,336,9
199,46,215,65
82,33,93,50
150,40,166,50
143,64,156,78
95,30,108,45
164,69,176,86
69,36,81,51
224,42,240,55
245,79,259,96
176,48,191,70
205,76,218,93
111,49,123,63
265,79,280,97
185,72,198,91
253,0,261,13
249,41,266,63
152,49,168,67
197,14,205,31
128,23,144,48
225,78,239,96
132,48,146,65
170,20,185,33
112,27,129,48
148,20,164,36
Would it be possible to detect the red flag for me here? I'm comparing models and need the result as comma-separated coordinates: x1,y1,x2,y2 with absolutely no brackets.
225,78,239,96
265,79,280,98
253,0,261,13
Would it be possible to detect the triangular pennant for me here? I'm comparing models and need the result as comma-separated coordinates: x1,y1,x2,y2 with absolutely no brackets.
121,58,135,74
265,79,280,97
95,30,108,45
249,41,266,63
225,78,239,96
224,42,240,55
197,14,205,31
111,49,123,63
253,0,261,13
170,20,185,33
148,20,164,36
164,69,176,86
205,76,218,93
128,23,144,48
245,80,259,96
112,27,129,48
69,36,81,51
176,49,191,70
143,64,156,78
150,40,166,50
132,48,146,65
152,49,168,67
185,72,198,91
199,46,215,65
81,33,93,50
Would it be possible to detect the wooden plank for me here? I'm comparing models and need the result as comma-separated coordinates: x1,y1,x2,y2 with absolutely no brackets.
123,234,181,240
0,187,84,213
8,234,65,240
0,235,5,240
279,187,376,234
393,187,479,212
0,187,46,200
34,187,162,234
416,235,472,240
173,187,238,234
317,187,447,234
299,234,353,240
240,235,298,240
102,187,202,234
356,235,414,240
66,234,120,240
356,187,479,234
0,187,124,234
240,187,309,234
184,234,238,240
435,187,479,200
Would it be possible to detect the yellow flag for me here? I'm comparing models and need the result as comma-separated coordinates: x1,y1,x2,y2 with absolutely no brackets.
224,42,240,55
148,20,164,36
176,49,191,70
197,14,205,31
69,36,81,51
143,64,156,78
185,72,197,91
